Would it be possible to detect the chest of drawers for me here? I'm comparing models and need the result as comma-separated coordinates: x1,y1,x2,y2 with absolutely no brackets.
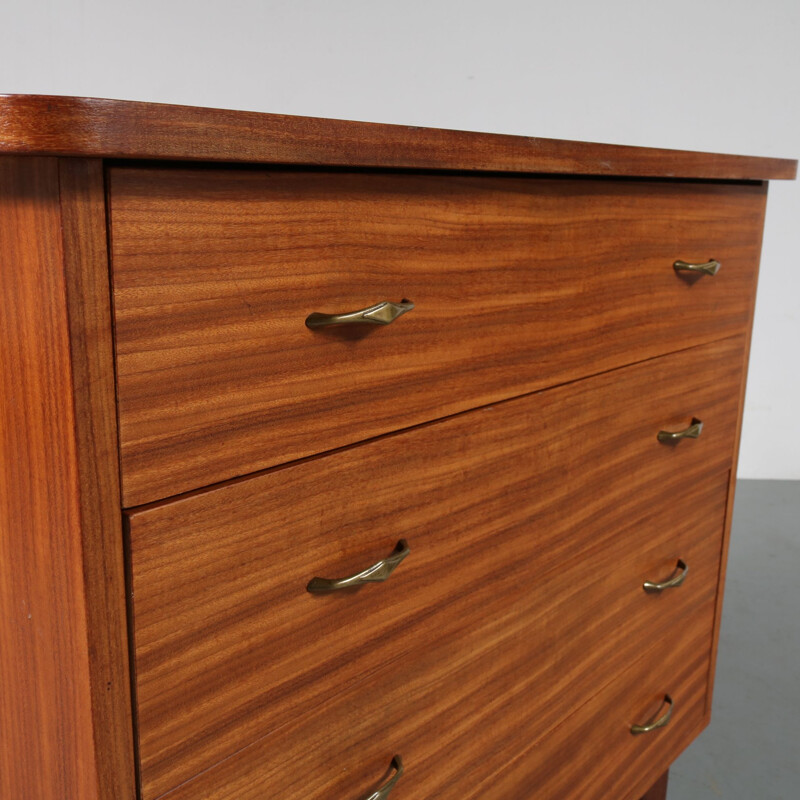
0,95,795,800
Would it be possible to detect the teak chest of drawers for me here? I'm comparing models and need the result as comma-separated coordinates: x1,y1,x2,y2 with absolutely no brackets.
0,95,795,800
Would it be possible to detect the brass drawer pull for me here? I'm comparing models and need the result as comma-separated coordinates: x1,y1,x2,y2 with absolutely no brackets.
631,695,674,735
305,299,414,329
657,417,703,443
361,755,404,800
307,540,410,593
643,559,688,593
673,259,721,276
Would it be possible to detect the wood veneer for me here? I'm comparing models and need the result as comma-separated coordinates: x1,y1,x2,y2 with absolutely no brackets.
149,555,716,800
0,95,792,800
0,95,796,180
128,337,741,798
472,618,712,800
704,221,765,717
57,158,137,799
0,157,135,800
110,168,766,505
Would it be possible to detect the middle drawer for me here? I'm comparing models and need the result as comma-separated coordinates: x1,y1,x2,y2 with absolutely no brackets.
127,335,743,799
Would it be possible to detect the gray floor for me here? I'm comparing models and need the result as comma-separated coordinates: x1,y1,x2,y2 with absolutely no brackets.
669,480,800,800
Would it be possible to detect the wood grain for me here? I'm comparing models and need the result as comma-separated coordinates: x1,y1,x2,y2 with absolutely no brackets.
110,168,767,505
58,159,138,799
0,156,135,799
150,515,719,800
0,97,783,800
128,337,742,799
0,157,96,798
704,187,767,720
466,613,712,800
0,95,795,180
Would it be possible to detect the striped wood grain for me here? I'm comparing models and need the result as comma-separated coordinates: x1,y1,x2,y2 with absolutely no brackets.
110,169,766,505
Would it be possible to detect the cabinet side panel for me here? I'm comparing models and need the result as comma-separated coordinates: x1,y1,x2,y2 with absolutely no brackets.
0,157,99,797
704,183,769,716
59,158,137,799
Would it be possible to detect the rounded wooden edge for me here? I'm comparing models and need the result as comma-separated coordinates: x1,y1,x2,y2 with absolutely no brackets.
0,94,796,180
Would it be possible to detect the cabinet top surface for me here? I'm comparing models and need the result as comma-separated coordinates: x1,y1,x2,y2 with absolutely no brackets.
0,94,795,180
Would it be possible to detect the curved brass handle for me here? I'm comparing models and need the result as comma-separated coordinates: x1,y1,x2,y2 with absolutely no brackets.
305,300,414,329
307,540,410,593
643,559,688,593
657,418,703,443
674,259,721,276
631,695,674,735
361,755,404,800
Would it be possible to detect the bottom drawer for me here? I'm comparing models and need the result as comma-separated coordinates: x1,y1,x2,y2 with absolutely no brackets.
478,612,713,800
152,502,719,800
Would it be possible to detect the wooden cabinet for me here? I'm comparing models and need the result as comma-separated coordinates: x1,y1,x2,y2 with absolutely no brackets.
0,95,795,800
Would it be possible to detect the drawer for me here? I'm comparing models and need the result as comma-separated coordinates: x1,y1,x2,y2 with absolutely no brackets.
110,169,766,505
127,337,742,799
137,478,723,800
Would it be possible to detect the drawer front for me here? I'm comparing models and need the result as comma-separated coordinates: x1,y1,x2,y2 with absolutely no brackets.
110,169,766,505
142,481,723,800
128,337,743,799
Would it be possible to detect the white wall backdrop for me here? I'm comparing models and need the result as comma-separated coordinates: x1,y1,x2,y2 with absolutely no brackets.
2,0,798,478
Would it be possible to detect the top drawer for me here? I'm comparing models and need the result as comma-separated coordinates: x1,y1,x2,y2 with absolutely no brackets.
110,169,765,505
